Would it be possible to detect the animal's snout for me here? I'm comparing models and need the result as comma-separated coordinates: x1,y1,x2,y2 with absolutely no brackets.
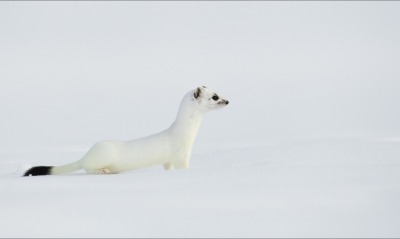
225,100,229,105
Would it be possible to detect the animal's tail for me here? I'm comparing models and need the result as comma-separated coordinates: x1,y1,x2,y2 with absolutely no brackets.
23,160,82,177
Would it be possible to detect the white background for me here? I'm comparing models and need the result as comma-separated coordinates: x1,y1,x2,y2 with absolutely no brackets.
1,1,400,149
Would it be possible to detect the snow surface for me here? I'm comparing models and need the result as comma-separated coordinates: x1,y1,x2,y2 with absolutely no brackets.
1,138,400,238
1,1,400,238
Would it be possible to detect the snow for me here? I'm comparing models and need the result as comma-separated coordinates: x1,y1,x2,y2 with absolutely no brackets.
1,139,400,237
1,1,400,238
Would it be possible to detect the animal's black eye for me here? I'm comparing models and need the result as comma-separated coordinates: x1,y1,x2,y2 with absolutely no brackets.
212,95,219,101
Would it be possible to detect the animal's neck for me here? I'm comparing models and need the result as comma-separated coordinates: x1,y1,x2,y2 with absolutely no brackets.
169,95,204,144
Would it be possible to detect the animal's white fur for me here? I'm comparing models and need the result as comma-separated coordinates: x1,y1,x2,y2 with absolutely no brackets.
51,86,228,175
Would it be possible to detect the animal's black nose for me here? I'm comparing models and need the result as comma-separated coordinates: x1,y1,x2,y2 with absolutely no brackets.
225,100,229,105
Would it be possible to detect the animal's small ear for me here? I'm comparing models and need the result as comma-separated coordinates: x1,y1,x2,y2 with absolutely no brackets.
194,87,202,99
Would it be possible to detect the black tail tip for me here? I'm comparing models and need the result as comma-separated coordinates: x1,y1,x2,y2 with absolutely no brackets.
23,166,53,177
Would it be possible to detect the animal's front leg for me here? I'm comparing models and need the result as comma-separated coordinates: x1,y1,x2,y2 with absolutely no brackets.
171,150,190,169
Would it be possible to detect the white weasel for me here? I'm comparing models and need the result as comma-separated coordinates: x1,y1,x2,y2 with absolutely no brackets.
23,86,229,176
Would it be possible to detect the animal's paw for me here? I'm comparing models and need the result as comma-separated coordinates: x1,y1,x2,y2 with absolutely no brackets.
101,168,112,174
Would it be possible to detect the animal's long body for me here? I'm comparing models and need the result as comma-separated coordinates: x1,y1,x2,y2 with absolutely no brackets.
23,86,229,176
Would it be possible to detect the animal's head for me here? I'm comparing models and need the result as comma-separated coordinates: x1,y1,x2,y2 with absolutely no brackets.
192,86,229,112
